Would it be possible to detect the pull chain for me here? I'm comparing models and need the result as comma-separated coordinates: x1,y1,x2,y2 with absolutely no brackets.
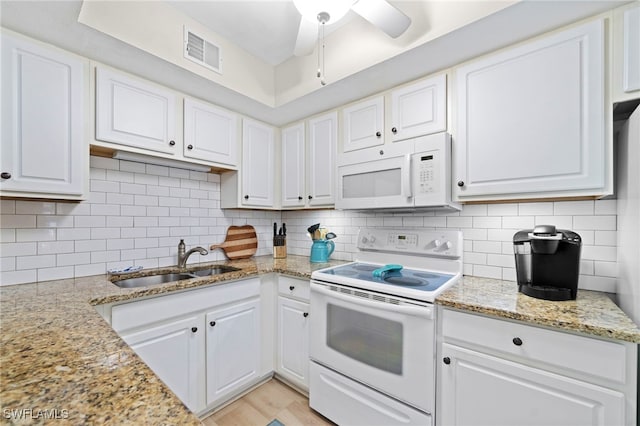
321,22,326,86
317,19,326,86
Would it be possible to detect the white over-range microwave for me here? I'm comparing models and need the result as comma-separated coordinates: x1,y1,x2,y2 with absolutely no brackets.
336,132,461,211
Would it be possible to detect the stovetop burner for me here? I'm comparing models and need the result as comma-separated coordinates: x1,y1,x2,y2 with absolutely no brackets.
383,275,425,286
321,262,455,293
310,228,463,302
353,264,377,271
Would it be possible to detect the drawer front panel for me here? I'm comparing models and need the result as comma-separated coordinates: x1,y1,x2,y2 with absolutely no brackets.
278,276,310,301
112,278,260,332
442,309,627,384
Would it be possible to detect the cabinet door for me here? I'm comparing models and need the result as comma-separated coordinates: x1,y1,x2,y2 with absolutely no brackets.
623,6,640,94
206,298,261,406
96,67,177,154
307,111,337,206
1,33,86,198
342,97,384,153
281,123,305,207
390,74,446,142
183,97,237,167
241,119,274,207
454,20,605,200
120,316,205,413
439,343,625,426
277,296,310,390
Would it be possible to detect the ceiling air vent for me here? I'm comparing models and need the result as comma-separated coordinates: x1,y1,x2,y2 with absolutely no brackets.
184,27,222,74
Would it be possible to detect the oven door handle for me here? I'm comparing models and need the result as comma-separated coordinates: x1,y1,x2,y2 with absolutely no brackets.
311,283,433,319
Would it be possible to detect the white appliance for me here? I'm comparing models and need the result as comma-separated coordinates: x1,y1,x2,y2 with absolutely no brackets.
309,227,463,426
336,132,461,211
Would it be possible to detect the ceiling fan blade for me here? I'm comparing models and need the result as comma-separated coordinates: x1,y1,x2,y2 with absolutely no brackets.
351,0,411,38
294,17,318,56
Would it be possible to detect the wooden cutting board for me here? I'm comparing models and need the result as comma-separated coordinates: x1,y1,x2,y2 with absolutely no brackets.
210,225,258,260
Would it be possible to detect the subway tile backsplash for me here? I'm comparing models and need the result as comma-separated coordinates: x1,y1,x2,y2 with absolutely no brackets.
0,156,280,286
0,156,618,294
282,198,618,294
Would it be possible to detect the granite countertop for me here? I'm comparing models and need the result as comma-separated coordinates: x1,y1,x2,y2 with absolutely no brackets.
438,276,640,344
0,255,343,425
1,255,638,425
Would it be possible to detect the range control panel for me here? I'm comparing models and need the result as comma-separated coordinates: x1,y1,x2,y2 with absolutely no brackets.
357,228,462,259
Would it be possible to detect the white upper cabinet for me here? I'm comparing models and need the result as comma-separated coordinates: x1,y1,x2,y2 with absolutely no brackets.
307,111,337,207
454,19,608,202
183,97,238,167
240,118,275,207
281,123,306,208
390,74,447,142
612,3,640,103
96,67,177,155
342,96,384,153
1,32,87,199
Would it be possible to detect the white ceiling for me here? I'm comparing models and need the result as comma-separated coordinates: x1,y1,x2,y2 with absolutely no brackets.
168,0,354,66
0,1,630,126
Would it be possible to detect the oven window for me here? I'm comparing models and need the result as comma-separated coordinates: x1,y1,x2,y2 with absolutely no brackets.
342,168,401,198
326,304,403,375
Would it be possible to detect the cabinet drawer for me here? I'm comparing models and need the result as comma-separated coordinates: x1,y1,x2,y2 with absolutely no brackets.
278,276,310,301
442,309,627,384
112,278,260,332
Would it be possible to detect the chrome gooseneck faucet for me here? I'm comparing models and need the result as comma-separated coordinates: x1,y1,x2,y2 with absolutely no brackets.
177,239,208,268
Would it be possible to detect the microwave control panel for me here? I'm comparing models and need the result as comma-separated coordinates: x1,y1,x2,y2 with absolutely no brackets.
416,152,439,194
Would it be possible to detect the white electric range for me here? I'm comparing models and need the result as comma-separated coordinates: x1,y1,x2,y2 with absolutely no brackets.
309,227,463,426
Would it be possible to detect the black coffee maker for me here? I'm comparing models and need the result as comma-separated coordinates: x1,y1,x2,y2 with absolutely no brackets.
513,225,582,301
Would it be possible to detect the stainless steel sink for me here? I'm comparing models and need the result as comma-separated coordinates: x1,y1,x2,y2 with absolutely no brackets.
111,265,241,288
112,273,195,288
188,266,240,277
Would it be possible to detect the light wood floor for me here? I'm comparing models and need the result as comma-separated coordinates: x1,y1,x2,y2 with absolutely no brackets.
202,379,335,426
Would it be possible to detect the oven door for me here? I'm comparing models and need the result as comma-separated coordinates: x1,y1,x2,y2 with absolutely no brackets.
310,281,435,413
336,153,413,210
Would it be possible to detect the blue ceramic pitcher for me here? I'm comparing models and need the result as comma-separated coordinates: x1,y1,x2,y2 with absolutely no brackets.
310,239,335,263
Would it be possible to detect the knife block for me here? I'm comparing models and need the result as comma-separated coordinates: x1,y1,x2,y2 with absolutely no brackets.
273,236,287,259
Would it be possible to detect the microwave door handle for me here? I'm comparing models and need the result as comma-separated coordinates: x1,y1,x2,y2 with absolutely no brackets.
311,282,433,319
403,154,412,198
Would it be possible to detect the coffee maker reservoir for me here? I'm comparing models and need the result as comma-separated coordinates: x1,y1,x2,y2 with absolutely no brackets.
513,225,582,301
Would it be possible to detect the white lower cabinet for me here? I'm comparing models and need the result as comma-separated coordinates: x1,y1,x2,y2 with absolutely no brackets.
206,299,261,407
277,296,309,390
111,278,262,414
438,308,637,426
119,316,205,412
276,276,310,391
440,344,624,426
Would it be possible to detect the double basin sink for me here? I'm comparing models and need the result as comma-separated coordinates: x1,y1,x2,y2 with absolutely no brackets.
111,265,241,289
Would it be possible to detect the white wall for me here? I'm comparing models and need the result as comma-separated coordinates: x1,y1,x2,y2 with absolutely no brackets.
283,199,618,294
0,156,280,286
616,105,640,324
